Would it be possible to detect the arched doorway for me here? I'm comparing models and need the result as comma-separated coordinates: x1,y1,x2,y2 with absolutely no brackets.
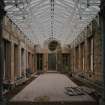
44,38,61,71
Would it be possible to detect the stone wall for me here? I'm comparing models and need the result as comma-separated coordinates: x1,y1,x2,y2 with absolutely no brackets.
70,14,102,82
2,16,36,86
36,43,70,72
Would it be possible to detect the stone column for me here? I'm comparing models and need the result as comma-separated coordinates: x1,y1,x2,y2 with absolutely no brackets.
24,49,27,77
100,1,105,104
30,53,32,73
26,50,28,70
84,39,89,75
74,47,76,73
18,45,21,78
0,1,5,101
32,54,34,73
44,49,48,72
10,42,15,84
33,49,36,73
72,47,75,73
81,43,85,74
78,45,81,72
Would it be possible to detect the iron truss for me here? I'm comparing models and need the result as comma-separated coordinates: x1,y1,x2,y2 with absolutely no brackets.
4,0,101,45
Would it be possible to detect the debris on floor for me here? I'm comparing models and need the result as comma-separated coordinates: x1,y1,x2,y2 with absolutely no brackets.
80,86,96,95
65,87,85,96
64,86,97,96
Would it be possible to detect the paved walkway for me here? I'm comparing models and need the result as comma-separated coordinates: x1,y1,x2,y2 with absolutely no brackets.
11,73,95,102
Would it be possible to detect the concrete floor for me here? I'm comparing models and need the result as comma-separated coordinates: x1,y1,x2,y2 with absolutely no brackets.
11,73,95,102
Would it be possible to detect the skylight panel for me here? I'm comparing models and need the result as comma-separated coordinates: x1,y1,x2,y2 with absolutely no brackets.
4,0,101,45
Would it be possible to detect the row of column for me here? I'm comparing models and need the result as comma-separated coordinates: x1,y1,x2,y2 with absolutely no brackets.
3,40,35,85
71,35,102,81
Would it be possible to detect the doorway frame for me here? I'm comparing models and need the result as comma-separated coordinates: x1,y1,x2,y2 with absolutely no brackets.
48,53,57,71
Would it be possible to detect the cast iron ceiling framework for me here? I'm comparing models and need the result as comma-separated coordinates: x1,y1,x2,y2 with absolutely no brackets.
4,0,101,45
50,0,55,38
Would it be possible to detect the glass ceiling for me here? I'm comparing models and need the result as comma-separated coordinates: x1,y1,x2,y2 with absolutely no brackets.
4,0,100,46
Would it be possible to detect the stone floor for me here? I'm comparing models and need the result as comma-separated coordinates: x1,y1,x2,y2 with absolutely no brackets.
11,73,95,103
